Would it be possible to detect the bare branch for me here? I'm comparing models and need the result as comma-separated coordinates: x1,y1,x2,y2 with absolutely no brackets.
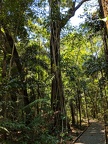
61,0,90,28
75,0,90,11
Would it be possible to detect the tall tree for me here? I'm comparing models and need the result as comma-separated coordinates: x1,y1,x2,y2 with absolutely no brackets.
0,0,33,123
101,0,108,29
98,0,108,73
49,0,90,132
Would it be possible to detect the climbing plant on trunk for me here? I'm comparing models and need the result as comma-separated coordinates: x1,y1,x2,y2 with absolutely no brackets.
48,0,91,132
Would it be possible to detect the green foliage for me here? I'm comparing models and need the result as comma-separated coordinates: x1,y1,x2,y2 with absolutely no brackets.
23,98,49,110
0,113,59,144
0,0,108,143
1,0,34,38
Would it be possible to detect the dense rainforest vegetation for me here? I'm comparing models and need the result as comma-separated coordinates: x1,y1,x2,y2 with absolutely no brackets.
0,0,108,143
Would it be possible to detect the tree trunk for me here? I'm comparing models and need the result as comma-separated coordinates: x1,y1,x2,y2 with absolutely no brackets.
4,30,29,106
49,0,91,132
83,89,89,125
98,0,108,76
49,0,65,132
1,28,30,124
1,49,7,119
70,99,75,126
77,90,81,127
101,0,108,30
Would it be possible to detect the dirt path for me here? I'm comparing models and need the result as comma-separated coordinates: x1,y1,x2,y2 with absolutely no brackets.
74,120,106,144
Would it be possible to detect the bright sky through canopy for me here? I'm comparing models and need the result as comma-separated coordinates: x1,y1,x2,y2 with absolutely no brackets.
70,6,84,26
70,0,98,26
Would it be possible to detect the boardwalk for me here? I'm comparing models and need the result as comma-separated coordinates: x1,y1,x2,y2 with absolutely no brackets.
74,121,106,144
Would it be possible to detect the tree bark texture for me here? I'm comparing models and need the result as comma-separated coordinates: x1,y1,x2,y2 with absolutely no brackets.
49,0,65,131
98,0,108,78
101,0,108,30
49,0,92,132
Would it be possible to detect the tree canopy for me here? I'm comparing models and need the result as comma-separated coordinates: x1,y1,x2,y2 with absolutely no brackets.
0,0,108,143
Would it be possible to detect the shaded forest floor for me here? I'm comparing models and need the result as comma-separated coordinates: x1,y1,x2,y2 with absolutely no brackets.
1,119,107,144
0,119,89,144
